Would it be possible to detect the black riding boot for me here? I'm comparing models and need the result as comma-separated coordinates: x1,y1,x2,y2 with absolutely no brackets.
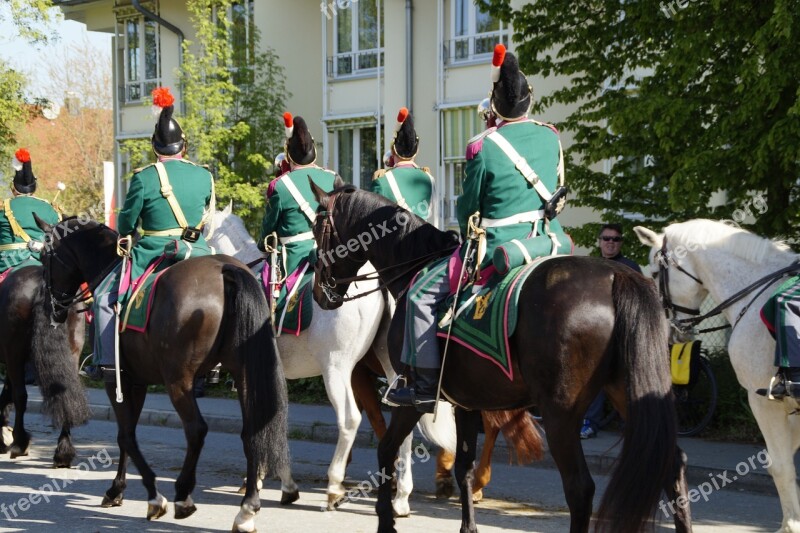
386,368,440,414
757,367,800,399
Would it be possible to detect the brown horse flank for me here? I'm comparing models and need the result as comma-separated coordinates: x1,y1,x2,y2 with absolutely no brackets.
35,216,293,532
0,265,89,467
310,184,690,533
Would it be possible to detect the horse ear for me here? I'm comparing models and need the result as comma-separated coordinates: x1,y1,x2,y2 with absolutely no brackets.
33,212,53,233
223,201,233,216
333,174,345,189
309,176,329,207
633,226,662,248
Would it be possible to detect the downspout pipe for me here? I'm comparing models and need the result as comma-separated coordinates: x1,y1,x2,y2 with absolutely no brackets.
132,0,185,115
406,0,413,111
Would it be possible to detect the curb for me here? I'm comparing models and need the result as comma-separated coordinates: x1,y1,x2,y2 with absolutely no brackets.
24,398,778,497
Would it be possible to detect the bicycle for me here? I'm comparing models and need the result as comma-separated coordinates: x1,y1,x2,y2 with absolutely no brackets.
597,345,718,437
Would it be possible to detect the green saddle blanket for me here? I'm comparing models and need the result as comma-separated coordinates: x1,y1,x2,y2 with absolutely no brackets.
261,261,314,336
119,256,170,333
762,275,800,365
436,258,555,380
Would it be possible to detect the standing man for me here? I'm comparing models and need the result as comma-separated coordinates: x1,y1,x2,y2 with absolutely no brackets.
91,86,215,380
0,149,61,273
371,107,435,221
580,223,642,438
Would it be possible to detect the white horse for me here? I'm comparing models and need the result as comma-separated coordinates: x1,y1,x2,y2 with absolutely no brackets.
209,205,456,515
635,219,800,533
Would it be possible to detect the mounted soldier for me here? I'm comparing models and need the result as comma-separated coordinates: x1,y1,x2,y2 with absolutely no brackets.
91,86,215,380
371,107,435,221
387,44,569,413
257,112,340,327
0,149,61,274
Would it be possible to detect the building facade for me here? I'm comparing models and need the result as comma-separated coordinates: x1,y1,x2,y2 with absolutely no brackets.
55,0,596,233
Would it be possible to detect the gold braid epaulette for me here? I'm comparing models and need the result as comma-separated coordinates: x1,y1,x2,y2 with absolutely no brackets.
372,169,387,181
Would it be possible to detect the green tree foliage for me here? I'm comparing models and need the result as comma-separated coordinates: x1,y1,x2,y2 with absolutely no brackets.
480,0,800,255
179,0,289,234
0,63,26,172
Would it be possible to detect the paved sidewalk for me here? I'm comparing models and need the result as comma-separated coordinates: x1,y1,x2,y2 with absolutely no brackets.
25,387,781,495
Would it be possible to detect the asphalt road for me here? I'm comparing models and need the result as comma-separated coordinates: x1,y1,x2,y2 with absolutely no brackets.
0,413,785,532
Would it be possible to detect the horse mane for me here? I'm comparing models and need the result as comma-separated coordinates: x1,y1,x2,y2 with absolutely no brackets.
666,219,796,264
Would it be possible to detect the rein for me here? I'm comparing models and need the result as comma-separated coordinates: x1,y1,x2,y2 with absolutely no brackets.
657,235,800,333
315,191,457,303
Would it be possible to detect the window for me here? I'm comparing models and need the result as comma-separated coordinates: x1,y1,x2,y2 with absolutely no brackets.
446,0,508,65
118,15,160,104
440,106,484,227
330,0,384,78
334,126,381,187
225,0,255,84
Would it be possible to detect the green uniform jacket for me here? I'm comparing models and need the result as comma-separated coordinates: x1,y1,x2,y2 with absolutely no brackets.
458,119,567,268
370,164,435,221
0,195,60,272
117,158,214,281
259,166,337,276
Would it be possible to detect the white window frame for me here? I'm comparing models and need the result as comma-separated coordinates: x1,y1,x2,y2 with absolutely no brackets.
331,1,384,78
447,0,508,65
442,160,465,229
333,126,380,188
117,14,161,104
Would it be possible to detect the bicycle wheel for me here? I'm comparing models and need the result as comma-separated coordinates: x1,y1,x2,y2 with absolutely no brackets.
674,355,717,437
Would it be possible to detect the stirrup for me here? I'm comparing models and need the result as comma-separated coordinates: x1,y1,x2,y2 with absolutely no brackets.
380,375,407,407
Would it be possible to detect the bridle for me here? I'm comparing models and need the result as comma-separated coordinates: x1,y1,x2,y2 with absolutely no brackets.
42,223,121,317
655,234,800,335
313,191,457,305
654,235,704,325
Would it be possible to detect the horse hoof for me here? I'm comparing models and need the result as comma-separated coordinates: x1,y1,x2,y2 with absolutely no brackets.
436,480,455,499
280,489,299,506
326,492,345,510
174,503,197,519
147,495,168,520
392,500,411,518
101,494,124,507
472,489,484,503
231,526,257,533
53,456,74,468
9,444,29,459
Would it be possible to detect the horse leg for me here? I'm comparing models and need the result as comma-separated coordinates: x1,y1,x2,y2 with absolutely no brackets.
540,405,594,533
661,446,692,533
167,381,208,519
452,407,481,533
101,449,128,507
106,381,167,520
321,365,362,510
7,363,30,459
377,406,422,533
392,432,415,517
472,411,499,503
52,425,77,468
749,395,800,533
0,381,12,454
351,359,386,468
435,448,455,499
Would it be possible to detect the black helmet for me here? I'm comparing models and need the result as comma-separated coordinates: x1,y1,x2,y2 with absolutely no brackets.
11,148,36,194
151,87,185,156
391,107,419,160
489,44,532,121
283,112,316,166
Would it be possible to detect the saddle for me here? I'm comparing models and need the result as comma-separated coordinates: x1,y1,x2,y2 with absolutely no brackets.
260,259,313,336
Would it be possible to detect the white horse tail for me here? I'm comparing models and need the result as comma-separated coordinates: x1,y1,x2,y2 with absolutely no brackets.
417,403,457,453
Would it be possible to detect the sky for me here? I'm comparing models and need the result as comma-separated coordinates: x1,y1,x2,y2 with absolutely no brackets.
0,5,112,105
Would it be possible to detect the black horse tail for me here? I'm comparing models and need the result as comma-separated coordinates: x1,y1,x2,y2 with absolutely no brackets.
31,288,90,429
596,270,676,533
222,264,290,480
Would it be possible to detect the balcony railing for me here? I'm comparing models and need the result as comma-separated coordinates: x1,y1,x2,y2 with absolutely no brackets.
443,31,509,66
118,80,161,104
327,48,385,79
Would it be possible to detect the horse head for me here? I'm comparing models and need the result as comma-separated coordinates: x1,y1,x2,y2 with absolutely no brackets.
36,214,119,323
635,224,709,333
309,179,367,310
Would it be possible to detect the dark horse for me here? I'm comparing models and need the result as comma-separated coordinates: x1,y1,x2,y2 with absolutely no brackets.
309,184,691,533
35,216,295,532
0,265,89,466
